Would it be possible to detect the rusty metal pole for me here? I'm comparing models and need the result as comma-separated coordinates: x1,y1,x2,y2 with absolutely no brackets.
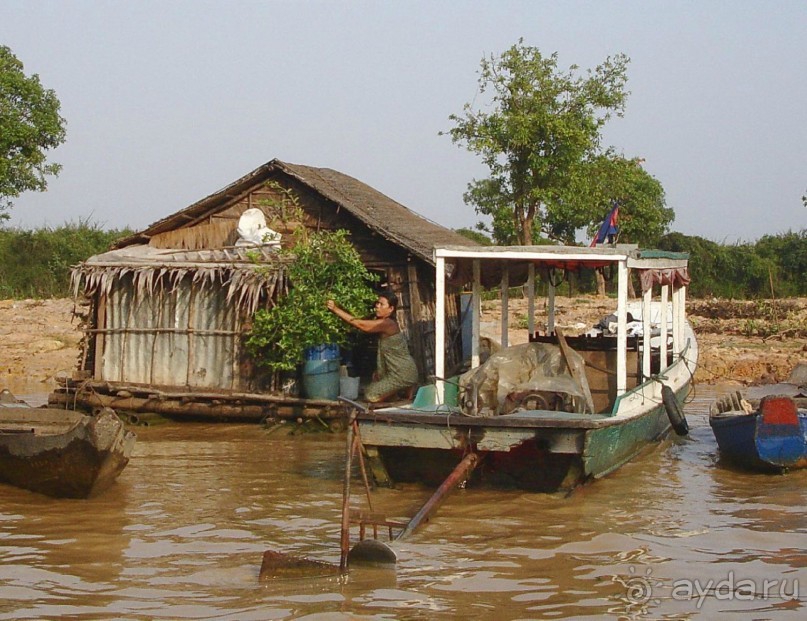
339,407,358,572
346,451,482,567
395,452,480,542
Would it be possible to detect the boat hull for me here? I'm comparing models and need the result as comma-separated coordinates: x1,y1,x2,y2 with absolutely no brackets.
709,396,807,472
0,407,136,498
709,414,772,470
359,384,688,493
355,242,698,493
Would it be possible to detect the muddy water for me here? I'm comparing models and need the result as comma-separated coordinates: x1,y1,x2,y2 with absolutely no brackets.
1,386,805,620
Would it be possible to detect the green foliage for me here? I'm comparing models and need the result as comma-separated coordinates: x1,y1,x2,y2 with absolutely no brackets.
454,227,492,245
754,230,807,297
0,220,132,298
257,180,306,233
245,229,378,372
658,230,807,298
0,46,67,217
445,39,649,245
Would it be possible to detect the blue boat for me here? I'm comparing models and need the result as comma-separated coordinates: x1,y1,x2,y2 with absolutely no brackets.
709,392,807,471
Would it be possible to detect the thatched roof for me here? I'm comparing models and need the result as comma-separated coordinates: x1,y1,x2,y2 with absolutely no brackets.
114,159,474,264
71,245,287,314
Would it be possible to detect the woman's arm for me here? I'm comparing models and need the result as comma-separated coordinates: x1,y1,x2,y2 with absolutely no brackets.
327,300,397,335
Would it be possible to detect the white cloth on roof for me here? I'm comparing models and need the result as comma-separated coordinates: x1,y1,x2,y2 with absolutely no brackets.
235,208,281,247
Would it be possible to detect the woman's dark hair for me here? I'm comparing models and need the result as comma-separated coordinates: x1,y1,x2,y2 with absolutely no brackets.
380,291,399,308
378,291,399,317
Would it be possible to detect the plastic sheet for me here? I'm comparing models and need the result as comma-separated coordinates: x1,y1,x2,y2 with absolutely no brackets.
458,342,585,417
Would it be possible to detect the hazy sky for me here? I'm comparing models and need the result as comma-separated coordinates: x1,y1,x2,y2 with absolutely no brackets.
2,0,805,243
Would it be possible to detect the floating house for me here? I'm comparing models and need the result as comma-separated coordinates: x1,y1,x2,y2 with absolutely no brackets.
51,159,472,421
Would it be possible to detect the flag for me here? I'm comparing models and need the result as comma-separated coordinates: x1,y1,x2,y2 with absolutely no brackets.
590,203,619,247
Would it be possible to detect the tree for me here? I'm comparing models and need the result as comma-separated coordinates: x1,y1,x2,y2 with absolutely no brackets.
563,153,674,247
0,46,66,219
446,40,669,245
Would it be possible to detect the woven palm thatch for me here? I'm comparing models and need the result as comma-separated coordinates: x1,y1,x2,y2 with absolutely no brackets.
71,245,288,316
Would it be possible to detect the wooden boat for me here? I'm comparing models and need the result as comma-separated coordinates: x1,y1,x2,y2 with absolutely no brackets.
0,393,136,498
709,390,807,471
353,244,698,493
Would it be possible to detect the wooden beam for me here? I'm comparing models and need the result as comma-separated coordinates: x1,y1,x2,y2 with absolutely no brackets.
47,390,346,421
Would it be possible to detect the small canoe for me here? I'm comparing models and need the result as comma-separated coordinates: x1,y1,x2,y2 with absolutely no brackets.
0,403,136,498
709,392,807,471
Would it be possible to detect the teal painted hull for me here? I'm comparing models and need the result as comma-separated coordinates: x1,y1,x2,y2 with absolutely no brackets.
360,383,691,493
583,400,671,479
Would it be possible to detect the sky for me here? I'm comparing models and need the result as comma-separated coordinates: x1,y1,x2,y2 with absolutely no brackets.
2,0,805,243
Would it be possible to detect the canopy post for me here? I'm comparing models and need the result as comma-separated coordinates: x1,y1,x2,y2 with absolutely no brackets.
617,259,628,395
679,285,687,349
500,265,509,348
471,260,481,369
547,281,556,335
527,263,535,336
672,285,682,355
435,256,446,403
642,286,652,381
659,284,669,372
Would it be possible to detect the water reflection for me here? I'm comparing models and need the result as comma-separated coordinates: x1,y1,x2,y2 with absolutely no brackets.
0,481,130,617
0,387,805,619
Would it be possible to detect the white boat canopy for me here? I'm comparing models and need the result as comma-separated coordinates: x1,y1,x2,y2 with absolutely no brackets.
433,244,691,404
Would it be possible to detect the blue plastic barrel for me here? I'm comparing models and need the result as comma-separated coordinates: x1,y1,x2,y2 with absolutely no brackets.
301,358,341,400
304,344,340,361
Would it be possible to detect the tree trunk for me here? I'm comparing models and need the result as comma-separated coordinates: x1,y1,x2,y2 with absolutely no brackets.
595,270,607,297
521,213,532,245
627,268,637,299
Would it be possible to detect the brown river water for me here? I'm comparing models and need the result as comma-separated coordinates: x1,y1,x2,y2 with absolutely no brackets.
1,385,805,620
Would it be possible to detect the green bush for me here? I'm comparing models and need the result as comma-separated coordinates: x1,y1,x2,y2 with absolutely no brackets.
754,230,807,297
658,230,806,298
0,220,132,298
245,229,378,372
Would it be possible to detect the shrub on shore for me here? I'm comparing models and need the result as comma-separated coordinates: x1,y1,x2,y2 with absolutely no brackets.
0,221,132,298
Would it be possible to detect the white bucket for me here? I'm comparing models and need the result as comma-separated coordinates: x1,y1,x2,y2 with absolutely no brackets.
339,376,360,400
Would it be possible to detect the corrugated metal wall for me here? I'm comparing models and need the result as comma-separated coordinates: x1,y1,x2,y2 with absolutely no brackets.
101,277,239,389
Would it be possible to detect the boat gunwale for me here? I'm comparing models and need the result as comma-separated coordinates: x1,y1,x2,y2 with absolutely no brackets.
356,409,611,429
0,407,88,436
608,336,696,415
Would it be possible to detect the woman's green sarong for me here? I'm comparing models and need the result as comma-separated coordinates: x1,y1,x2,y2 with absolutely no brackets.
364,331,418,402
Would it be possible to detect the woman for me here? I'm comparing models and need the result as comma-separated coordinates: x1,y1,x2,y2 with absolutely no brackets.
326,292,418,403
